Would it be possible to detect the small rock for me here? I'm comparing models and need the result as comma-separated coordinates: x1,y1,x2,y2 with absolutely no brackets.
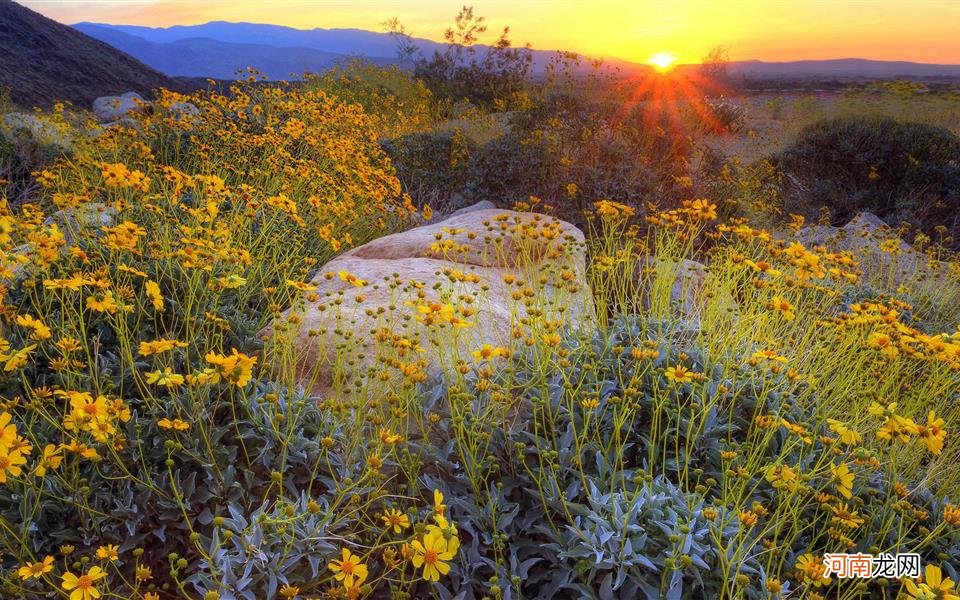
43,203,117,246
791,212,944,289
93,92,149,123
169,101,199,118
1,112,70,149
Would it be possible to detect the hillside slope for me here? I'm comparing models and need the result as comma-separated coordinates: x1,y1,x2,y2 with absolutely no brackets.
0,0,183,108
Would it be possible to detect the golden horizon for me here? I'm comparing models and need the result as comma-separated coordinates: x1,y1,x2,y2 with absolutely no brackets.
18,0,960,66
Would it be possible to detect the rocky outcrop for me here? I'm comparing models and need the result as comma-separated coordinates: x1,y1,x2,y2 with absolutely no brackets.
260,208,595,397
447,200,495,218
165,101,200,129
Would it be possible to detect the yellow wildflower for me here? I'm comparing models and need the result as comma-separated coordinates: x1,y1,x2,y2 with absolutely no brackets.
831,463,855,499
15,314,52,340
381,508,411,533
145,280,164,311
17,555,54,580
145,367,185,387
411,530,459,582
61,566,107,600
328,548,368,588
664,365,694,384
903,564,959,600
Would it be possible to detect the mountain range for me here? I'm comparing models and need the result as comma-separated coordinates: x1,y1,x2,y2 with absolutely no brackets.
71,23,395,80
73,21,960,82
722,58,960,79
0,0,187,108
72,21,626,80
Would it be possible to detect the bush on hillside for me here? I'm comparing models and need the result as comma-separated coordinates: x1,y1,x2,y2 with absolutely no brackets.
700,96,747,134
388,7,533,108
774,116,960,244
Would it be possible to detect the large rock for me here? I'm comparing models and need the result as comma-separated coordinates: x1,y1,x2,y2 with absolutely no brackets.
92,92,149,123
169,101,199,119
1,204,117,286
261,209,595,397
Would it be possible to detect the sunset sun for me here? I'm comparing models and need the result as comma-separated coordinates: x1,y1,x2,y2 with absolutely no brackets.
648,51,677,72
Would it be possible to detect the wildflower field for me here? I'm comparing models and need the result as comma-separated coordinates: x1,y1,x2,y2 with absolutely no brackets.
1,66,960,600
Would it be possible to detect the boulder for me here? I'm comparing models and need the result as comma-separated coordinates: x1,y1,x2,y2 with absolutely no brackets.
92,92,149,123
1,204,118,287
165,101,201,129
260,209,595,397
169,101,199,119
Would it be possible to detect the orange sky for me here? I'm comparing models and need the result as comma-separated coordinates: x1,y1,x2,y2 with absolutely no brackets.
21,0,960,65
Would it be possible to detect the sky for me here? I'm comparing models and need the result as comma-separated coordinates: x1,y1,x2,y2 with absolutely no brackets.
21,0,960,65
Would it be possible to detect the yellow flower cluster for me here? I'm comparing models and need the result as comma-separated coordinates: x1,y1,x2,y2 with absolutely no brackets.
0,411,29,484
832,301,960,368
204,349,258,387
60,390,131,444
326,490,460,597
870,402,947,455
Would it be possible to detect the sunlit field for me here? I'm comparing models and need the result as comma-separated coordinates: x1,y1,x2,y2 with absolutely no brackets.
1,10,960,600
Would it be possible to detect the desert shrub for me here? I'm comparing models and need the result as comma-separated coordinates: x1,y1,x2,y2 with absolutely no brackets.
700,96,747,134
462,130,559,204
393,7,533,108
303,59,436,138
377,101,604,219
699,154,783,225
774,115,960,244
381,128,477,212
383,91,684,223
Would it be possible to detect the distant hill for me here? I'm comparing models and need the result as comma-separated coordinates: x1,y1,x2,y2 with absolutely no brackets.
0,0,186,108
724,58,960,79
68,20,960,84
74,20,444,58
73,20,641,79
73,23,393,79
